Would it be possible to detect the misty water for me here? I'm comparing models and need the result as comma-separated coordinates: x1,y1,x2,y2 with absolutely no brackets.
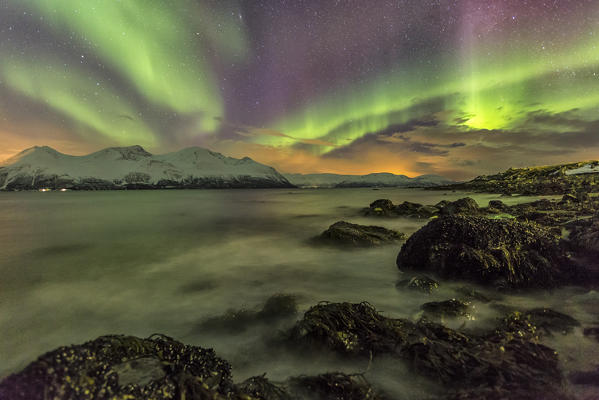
1,188,598,397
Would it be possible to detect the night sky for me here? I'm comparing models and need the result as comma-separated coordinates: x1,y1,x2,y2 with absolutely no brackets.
1,0,598,179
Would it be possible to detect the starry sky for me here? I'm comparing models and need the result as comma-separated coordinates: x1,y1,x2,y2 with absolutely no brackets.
1,0,598,179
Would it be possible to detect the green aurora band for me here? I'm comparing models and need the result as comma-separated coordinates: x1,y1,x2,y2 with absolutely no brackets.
261,34,599,154
1,0,247,143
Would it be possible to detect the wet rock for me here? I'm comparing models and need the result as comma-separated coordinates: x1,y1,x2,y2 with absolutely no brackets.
454,286,492,303
567,216,599,255
439,197,479,216
396,275,439,293
396,215,576,289
568,366,599,386
196,294,298,334
369,199,395,212
0,334,235,400
521,308,580,335
288,302,567,399
421,299,472,320
315,221,405,247
288,373,386,400
583,326,599,342
237,375,293,400
487,200,508,211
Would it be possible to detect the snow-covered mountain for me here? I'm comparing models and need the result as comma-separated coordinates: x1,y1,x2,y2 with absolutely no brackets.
0,145,294,190
283,172,453,188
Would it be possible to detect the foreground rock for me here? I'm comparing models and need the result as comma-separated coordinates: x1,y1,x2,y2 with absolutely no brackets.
0,334,235,400
289,302,569,399
396,215,578,289
315,221,405,247
0,333,389,400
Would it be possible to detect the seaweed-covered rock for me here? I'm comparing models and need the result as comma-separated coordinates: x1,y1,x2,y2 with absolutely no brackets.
454,287,492,303
0,334,235,400
315,221,405,247
421,299,472,320
369,199,395,212
487,200,508,211
516,308,580,336
439,198,479,216
396,215,575,289
288,373,386,400
237,375,293,400
196,294,298,334
567,216,599,255
288,302,567,399
396,275,439,293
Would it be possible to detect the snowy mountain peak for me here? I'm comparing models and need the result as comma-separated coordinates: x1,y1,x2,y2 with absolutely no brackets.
90,145,152,161
0,145,293,190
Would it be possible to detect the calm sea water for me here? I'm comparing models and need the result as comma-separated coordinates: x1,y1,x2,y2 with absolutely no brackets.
1,189,598,397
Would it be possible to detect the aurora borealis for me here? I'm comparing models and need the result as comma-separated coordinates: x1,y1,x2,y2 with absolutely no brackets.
1,1,598,179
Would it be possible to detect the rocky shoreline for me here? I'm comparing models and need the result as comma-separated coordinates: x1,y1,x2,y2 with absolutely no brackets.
433,161,599,195
2,190,599,399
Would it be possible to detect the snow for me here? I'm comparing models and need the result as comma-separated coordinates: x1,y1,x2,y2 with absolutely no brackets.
565,164,599,175
0,145,287,188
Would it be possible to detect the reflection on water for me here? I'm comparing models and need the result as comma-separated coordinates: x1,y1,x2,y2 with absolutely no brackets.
0,188,597,396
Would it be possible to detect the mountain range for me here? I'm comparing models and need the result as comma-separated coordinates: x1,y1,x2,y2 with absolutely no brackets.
283,172,453,188
0,145,454,191
0,145,293,190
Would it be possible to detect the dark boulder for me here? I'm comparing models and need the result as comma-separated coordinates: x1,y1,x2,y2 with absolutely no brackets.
487,199,508,211
454,286,492,303
519,308,580,335
196,294,298,334
0,334,235,400
396,216,576,289
288,373,386,400
315,221,405,247
439,197,479,216
421,299,472,320
396,275,439,293
369,199,395,211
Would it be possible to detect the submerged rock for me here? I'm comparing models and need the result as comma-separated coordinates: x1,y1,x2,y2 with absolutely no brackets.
421,299,472,320
0,334,235,400
315,221,405,247
288,302,567,399
196,293,298,334
288,373,386,400
396,215,576,289
396,275,439,293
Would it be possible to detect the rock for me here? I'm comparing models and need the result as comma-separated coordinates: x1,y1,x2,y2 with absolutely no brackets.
315,221,405,247
487,199,508,211
396,275,439,293
568,367,599,386
0,334,235,400
369,199,395,211
560,193,579,204
196,294,298,334
237,375,293,400
583,326,599,342
521,308,580,335
421,299,472,320
288,302,567,399
454,287,492,303
568,216,599,255
439,197,479,215
288,373,386,400
396,215,577,289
